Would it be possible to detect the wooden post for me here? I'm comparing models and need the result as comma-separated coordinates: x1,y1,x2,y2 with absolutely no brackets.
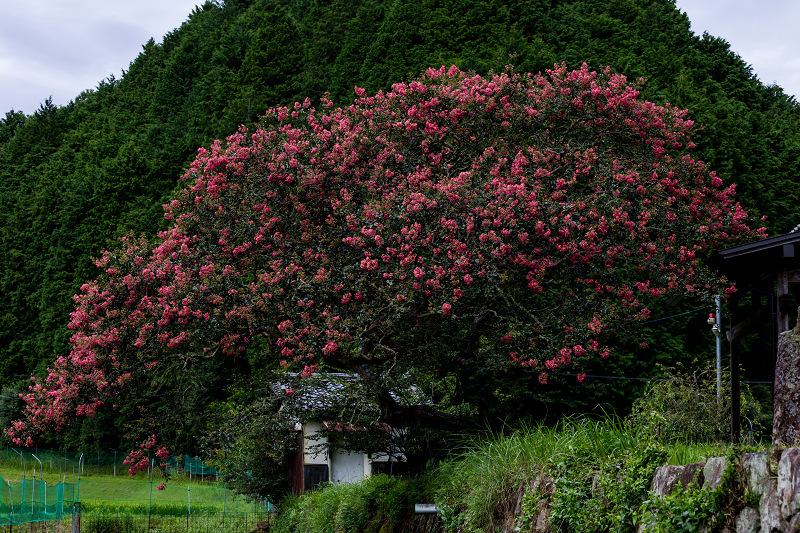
778,268,790,333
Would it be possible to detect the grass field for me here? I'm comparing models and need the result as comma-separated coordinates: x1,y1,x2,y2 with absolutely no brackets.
0,452,270,531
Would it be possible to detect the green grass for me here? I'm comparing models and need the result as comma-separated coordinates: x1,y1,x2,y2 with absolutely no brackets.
0,418,755,532
272,475,413,533
272,415,751,533
429,416,643,530
0,461,262,519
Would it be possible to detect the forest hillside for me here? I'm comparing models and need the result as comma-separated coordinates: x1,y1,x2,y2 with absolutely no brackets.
0,0,797,449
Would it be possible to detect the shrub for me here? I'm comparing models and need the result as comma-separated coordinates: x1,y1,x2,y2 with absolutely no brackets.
626,363,758,444
272,475,413,533
84,516,138,533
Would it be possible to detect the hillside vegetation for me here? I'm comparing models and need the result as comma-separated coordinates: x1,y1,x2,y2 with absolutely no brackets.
0,0,796,451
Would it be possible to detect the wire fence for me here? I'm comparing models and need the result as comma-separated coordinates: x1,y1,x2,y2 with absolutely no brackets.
0,447,217,481
0,475,75,525
0,475,272,530
0,447,273,531
0,512,273,533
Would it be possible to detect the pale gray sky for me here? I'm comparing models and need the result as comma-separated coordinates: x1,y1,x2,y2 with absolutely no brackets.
1,1,799,115
1,1,200,115
673,0,800,100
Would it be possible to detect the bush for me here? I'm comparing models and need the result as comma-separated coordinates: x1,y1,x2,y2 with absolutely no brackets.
433,416,649,532
546,445,667,533
637,452,737,533
272,475,414,533
84,516,138,533
626,363,758,444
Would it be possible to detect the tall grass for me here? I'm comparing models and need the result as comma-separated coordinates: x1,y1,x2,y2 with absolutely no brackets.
269,414,760,533
430,415,644,532
272,475,414,533
431,416,742,532
664,440,732,466
80,512,267,533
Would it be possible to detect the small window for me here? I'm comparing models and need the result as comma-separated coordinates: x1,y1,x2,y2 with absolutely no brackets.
371,461,407,477
304,464,329,492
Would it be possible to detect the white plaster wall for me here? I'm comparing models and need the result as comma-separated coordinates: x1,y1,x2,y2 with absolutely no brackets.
330,449,367,485
303,421,328,464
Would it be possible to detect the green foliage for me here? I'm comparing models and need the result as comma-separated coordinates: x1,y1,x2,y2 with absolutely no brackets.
273,419,746,533
0,0,797,456
547,445,667,533
432,416,655,532
203,393,297,501
637,453,737,533
84,516,137,533
272,475,415,533
626,363,762,445
638,485,718,533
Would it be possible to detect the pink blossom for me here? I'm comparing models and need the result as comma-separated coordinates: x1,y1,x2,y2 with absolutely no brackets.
7,63,763,452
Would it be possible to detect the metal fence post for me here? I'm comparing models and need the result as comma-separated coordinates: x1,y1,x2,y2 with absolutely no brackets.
72,502,80,533
148,459,154,531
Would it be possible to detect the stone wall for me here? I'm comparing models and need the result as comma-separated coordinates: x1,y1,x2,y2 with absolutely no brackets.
775,318,800,446
645,448,799,533
510,447,800,533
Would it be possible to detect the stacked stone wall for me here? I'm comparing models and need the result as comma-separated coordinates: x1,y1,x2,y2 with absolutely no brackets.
511,447,800,532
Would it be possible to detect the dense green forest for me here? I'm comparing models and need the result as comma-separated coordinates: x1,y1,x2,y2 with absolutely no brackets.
1,0,798,450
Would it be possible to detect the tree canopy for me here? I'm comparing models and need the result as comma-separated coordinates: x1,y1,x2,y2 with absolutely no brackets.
1,1,799,439
9,66,761,465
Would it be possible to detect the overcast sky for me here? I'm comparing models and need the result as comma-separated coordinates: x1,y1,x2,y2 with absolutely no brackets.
674,0,800,100
1,0,799,116
1,0,200,115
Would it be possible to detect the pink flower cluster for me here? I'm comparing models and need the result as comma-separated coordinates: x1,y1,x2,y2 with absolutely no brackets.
8,64,764,446
121,435,169,477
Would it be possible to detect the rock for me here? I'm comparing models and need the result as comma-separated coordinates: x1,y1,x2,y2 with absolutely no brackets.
704,456,729,490
774,319,800,446
650,463,704,497
735,507,759,533
788,513,800,533
651,465,682,497
513,475,553,533
682,463,705,487
533,474,554,495
743,452,772,500
534,502,551,533
770,448,784,476
778,448,800,519
760,483,788,533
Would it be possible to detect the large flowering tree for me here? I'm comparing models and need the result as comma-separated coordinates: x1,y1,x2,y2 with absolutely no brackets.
9,65,762,461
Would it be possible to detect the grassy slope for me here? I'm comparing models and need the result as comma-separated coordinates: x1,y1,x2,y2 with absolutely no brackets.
272,417,751,533
0,462,257,515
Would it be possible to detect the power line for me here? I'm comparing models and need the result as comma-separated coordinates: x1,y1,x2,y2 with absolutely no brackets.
641,306,711,325
541,371,771,385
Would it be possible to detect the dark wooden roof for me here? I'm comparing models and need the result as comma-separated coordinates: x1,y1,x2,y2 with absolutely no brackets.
715,231,800,281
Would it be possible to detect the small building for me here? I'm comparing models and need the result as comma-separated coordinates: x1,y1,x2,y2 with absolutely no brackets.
277,373,407,495
289,420,405,494
715,227,800,443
